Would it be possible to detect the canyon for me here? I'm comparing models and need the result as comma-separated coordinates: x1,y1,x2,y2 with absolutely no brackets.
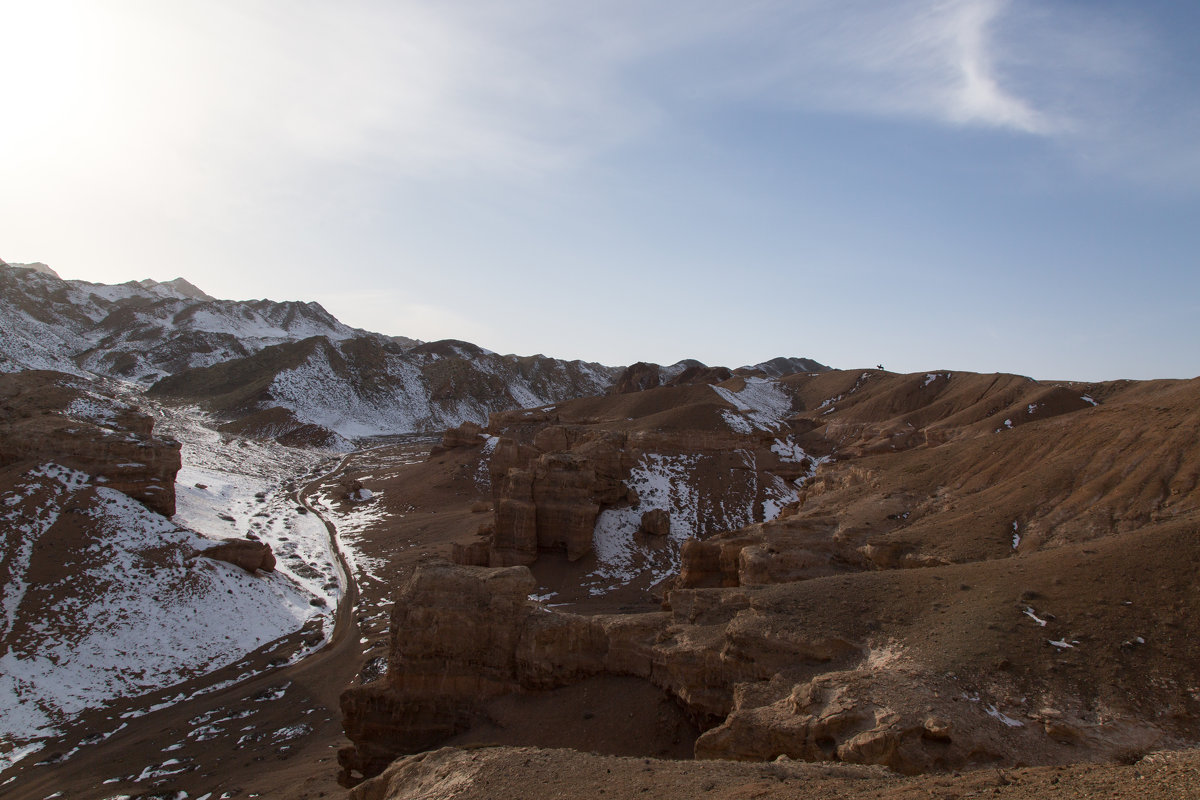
2,259,1199,799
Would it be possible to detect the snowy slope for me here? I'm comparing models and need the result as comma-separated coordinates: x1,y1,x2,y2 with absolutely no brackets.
711,376,796,433
271,341,616,438
1,262,619,444
152,335,620,442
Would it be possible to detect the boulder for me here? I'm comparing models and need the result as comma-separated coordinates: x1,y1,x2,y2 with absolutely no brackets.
435,421,484,451
201,538,277,574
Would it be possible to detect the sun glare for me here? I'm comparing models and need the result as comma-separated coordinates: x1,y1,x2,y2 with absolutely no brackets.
0,2,97,128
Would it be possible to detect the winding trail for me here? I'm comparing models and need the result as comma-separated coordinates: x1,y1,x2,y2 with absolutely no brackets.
3,448,375,799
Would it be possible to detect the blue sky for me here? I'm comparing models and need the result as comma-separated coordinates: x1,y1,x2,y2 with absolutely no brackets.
1,0,1197,380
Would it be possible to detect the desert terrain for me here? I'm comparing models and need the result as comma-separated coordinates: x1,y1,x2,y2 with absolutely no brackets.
3,263,1200,799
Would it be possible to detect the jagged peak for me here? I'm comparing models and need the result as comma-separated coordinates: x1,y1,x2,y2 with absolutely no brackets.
5,261,60,279
134,276,214,301
743,356,831,377
161,277,214,301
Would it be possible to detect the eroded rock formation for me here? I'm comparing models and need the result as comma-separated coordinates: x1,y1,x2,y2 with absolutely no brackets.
0,370,181,515
466,379,821,570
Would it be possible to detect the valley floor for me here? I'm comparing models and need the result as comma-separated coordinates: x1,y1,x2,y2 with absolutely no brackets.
0,415,443,799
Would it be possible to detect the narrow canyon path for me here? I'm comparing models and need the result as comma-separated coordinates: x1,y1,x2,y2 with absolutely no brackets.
4,449,375,800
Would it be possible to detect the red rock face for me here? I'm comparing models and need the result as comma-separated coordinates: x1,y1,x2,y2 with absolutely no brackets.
339,561,548,782
0,370,181,516
611,362,663,394
430,421,485,454
639,508,671,536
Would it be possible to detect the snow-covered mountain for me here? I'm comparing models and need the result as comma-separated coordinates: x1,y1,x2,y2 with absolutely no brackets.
0,259,829,446
0,261,399,382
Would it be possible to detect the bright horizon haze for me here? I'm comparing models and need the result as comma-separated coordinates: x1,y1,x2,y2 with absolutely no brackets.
1,1,1197,382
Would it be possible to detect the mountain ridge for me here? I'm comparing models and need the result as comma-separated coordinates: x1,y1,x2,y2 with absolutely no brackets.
1,260,830,445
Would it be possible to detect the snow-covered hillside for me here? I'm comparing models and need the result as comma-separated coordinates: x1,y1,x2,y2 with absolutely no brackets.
151,336,620,443
0,401,343,770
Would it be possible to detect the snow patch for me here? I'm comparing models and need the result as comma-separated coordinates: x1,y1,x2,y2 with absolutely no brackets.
65,395,127,428
711,377,793,433
984,705,1024,727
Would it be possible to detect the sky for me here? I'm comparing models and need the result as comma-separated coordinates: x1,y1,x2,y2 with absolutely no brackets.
1,0,1198,381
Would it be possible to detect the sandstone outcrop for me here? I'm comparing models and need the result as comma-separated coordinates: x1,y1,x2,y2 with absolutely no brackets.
611,358,793,395
342,559,870,784
639,508,670,536
488,439,632,565
666,364,734,387
611,362,663,394
463,377,825,570
345,520,1198,784
433,421,485,452
340,561,554,782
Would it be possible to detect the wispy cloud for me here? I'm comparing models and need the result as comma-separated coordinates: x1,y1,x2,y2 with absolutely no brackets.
0,0,1062,187
936,0,1049,132
679,0,1058,134
0,0,1195,232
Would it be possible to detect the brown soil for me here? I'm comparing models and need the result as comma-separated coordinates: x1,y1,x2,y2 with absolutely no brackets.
446,676,698,760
